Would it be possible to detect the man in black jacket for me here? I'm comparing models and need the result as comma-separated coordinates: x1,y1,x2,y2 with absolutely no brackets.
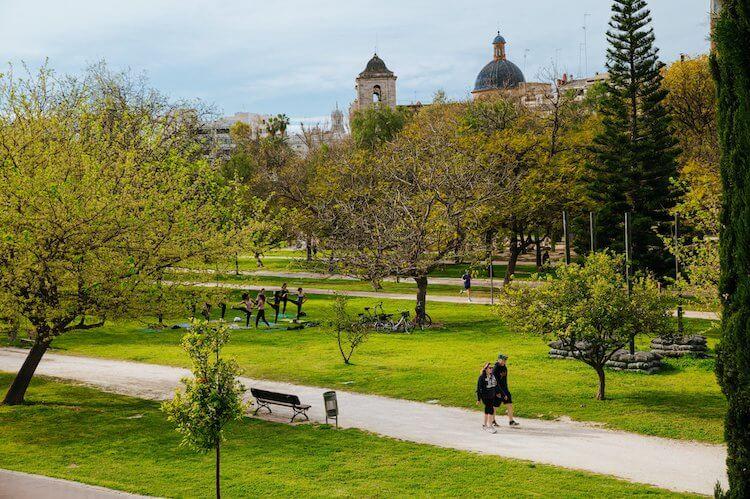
493,353,519,427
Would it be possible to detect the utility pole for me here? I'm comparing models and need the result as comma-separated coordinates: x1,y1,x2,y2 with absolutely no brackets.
524,48,530,75
625,212,634,354
578,43,585,77
562,211,571,265
489,260,495,306
583,13,591,75
675,213,684,335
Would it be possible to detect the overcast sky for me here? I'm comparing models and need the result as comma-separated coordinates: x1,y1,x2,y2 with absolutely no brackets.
1,0,712,126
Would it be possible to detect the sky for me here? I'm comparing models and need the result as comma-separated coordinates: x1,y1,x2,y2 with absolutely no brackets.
1,0,713,127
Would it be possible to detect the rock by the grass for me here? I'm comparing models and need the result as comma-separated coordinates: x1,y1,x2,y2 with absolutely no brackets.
548,341,662,374
650,335,708,358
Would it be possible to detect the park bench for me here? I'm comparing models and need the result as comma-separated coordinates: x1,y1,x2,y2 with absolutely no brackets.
250,387,311,422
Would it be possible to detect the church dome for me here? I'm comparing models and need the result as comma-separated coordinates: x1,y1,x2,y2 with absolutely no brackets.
474,59,525,91
359,54,394,77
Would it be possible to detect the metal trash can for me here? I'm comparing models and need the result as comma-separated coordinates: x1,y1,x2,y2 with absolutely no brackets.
323,391,338,427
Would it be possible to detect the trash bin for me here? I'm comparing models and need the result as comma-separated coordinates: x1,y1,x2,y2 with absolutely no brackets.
323,391,338,427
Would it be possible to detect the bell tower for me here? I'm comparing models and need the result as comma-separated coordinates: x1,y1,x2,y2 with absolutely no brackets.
351,53,397,113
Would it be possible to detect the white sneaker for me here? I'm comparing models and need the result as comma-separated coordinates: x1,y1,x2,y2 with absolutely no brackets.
488,425,497,434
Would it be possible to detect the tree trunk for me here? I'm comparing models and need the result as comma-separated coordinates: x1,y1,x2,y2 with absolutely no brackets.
504,233,521,285
629,335,636,355
234,253,239,276
414,275,428,319
305,238,313,262
255,252,263,268
595,366,606,401
3,338,50,405
216,440,221,499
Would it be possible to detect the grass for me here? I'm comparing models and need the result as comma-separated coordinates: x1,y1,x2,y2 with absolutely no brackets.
0,374,695,498
15,293,725,444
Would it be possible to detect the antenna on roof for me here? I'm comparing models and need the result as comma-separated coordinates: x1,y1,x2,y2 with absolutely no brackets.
583,13,591,75
524,49,530,75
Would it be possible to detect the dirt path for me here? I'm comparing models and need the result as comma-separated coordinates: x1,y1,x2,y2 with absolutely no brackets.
0,469,150,498
0,349,727,495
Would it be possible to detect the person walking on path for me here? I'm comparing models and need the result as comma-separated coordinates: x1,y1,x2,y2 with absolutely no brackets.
461,270,472,302
280,283,289,317
255,290,271,328
476,362,499,433
493,353,519,427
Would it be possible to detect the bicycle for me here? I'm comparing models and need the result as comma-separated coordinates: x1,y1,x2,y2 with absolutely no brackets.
392,311,413,333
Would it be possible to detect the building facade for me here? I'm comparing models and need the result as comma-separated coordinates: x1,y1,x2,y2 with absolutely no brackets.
199,112,268,158
557,72,610,102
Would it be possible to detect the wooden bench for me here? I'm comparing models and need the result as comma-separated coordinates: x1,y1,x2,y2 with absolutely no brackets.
250,388,311,422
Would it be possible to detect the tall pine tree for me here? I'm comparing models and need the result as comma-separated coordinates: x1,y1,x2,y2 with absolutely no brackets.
713,0,750,496
586,0,679,276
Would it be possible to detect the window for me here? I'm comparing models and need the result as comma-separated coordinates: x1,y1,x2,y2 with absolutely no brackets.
372,85,382,103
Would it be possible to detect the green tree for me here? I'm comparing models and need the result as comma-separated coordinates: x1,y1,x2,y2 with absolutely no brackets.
350,106,409,150
662,56,721,306
323,105,516,314
162,321,246,499
0,64,228,405
712,1,750,495
587,0,679,276
467,91,594,282
330,296,371,364
499,252,672,400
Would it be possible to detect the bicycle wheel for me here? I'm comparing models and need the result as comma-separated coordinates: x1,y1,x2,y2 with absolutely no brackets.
419,314,432,330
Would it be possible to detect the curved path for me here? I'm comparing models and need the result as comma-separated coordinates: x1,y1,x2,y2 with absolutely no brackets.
0,349,726,495
0,469,149,498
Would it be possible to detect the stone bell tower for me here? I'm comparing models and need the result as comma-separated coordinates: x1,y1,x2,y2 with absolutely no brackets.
351,53,397,113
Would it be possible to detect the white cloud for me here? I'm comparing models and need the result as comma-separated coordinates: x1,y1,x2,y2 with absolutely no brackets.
1,0,711,116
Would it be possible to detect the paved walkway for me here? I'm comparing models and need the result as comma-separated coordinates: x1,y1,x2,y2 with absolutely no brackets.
168,279,721,320
0,469,149,498
0,349,727,495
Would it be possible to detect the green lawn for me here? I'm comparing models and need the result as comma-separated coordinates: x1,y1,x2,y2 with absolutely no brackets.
19,294,725,443
0,374,694,498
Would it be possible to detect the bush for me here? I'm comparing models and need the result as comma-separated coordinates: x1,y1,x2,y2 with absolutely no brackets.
498,252,673,400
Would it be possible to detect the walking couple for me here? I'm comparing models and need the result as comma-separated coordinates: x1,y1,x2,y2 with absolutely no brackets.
476,353,518,433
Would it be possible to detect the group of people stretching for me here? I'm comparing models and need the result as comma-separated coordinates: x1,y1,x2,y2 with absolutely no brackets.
476,353,519,433
234,283,307,328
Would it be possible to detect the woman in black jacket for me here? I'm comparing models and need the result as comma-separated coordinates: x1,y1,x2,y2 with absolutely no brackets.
476,362,498,433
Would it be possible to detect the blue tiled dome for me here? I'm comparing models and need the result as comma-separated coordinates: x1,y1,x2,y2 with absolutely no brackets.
473,59,525,91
